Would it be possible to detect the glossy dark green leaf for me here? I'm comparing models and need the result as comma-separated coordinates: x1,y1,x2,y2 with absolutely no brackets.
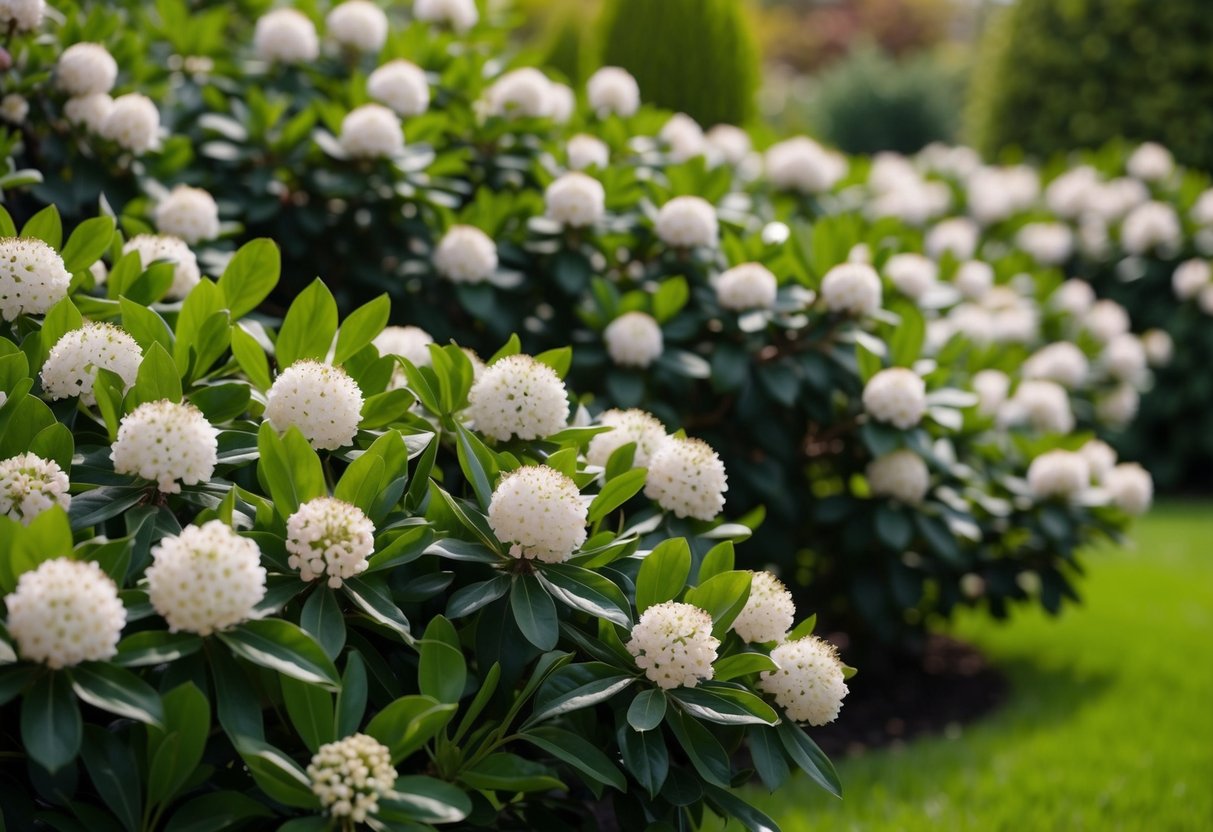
217,239,280,320
218,619,341,690
275,278,337,367
527,662,635,726
777,719,842,798
147,683,210,805
520,726,627,791
418,615,465,704
379,776,472,824
618,724,668,797
300,586,346,661
459,752,565,793
280,674,335,753
537,563,631,626
365,694,457,764
627,688,667,731
21,673,82,773
69,662,164,726
510,574,559,651
635,538,691,614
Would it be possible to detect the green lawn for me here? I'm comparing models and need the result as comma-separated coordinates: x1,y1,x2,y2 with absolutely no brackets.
745,501,1213,832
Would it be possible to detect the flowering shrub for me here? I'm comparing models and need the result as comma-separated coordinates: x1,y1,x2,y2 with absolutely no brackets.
0,214,845,830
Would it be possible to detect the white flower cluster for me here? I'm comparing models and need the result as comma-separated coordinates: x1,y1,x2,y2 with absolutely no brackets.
821,262,882,316
1120,201,1181,256
486,68,559,120
64,93,115,133
926,217,980,261
1016,222,1074,265
368,60,430,117
99,94,161,155
123,234,201,300
112,400,219,493
338,104,404,159
1096,383,1140,427
1051,279,1096,316
1102,334,1146,384
1126,142,1174,182
706,124,754,168
884,253,938,301
308,733,397,824
1002,379,1074,434
586,66,640,118
488,465,587,563
655,196,718,249
716,263,778,311
759,636,849,726
147,521,267,635
0,93,27,125
41,322,143,405
567,134,610,170
545,172,605,228
0,0,43,32
0,453,70,525
266,361,365,450
973,369,1010,415
731,572,795,644
604,311,663,368
953,260,994,300
254,8,320,64
863,368,927,429
866,155,951,225
1141,329,1173,366
327,1,388,54
1022,342,1089,389
467,354,568,441
0,237,71,321
765,137,847,194
1027,450,1090,499
413,0,478,32
433,225,498,284
965,165,1039,225
586,408,668,468
659,113,706,162
1079,439,1117,483
57,43,118,97
644,436,728,520
286,497,375,588
154,185,221,244
1084,299,1130,344
866,449,930,505
626,601,718,690
1172,259,1210,301
5,558,125,669
1104,463,1153,515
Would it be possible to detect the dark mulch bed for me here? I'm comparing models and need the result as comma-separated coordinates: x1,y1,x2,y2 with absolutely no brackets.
813,632,1009,758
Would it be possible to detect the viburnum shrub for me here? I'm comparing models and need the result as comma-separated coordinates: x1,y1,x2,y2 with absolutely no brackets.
0,2,1167,653
0,214,849,830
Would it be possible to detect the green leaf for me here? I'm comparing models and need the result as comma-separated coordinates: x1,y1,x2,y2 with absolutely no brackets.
80,724,141,831
334,652,368,738
460,752,565,793
635,538,691,614
487,333,521,364
520,726,627,791
69,662,164,727
713,653,778,681
218,619,341,690
28,423,73,473
671,685,778,726
162,791,274,832
534,346,573,378
60,216,116,274
627,688,667,731
379,776,472,825
276,278,338,367
588,467,648,523
113,631,202,667
334,293,390,364
131,342,183,406
21,204,62,248
511,574,559,651
187,382,251,423
537,563,632,627
618,724,668,797
280,675,335,753
217,239,280,319
875,503,914,550
120,297,174,353
364,694,457,764
21,672,82,773
777,719,841,798
173,279,224,376
418,615,466,704
856,341,883,382
527,663,635,726
335,430,405,513
747,724,790,791
236,738,320,809
684,570,753,637
230,323,271,390
653,276,689,323
147,683,210,806
667,710,731,788
888,301,926,367
697,541,735,583
454,423,498,510
300,586,346,661
446,574,511,619
704,784,782,832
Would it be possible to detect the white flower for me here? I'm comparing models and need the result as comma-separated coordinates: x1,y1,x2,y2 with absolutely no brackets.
1191,189,1213,226
1027,450,1090,499
566,134,609,170
266,361,365,451
123,234,200,300
254,8,320,64
41,322,143,405
1022,342,1089,389
866,449,930,505
327,1,388,53
56,43,118,96
147,521,267,635
1141,329,1173,366
1103,334,1147,384
0,453,70,525
731,571,795,644
1126,142,1174,182
965,165,1039,224
884,253,937,301
338,104,403,159
925,217,979,261
308,734,396,824
1096,383,1140,427
972,369,1010,415
1104,463,1153,515
373,325,433,388
917,143,981,178
64,93,114,132
626,601,719,690
1051,279,1096,316
1078,439,1117,483
1120,201,1181,256
1016,222,1073,265
954,260,994,300
154,185,220,244
760,636,848,726
1007,380,1074,434
1084,299,1130,344
644,436,728,521
716,263,778,311
111,400,218,493
368,60,430,117
287,497,375,588
548,83,575,124
433,225,497,284
1090,177,1150,223
586,408,668,468
467,354,568,441
604,311,663,368
0,93,27,125
706,124,752,167
5,558,125,669
0,0,44,32
655,195,718,249
863,368,926,430
486,68,554,119
1045,165,1100,219
765,136,846,194
545,172,605,228
586,66,640,118
1172,259,1210,301
488,465,587,563
821,262,882,316
413,0,478,32
0,237,71,320
659,113,706,162
99,93,160,154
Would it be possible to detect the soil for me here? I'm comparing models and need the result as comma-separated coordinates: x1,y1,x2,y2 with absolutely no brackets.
813,632,1009,758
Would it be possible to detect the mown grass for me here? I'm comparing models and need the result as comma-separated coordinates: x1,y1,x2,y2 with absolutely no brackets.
742,500,1213,832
